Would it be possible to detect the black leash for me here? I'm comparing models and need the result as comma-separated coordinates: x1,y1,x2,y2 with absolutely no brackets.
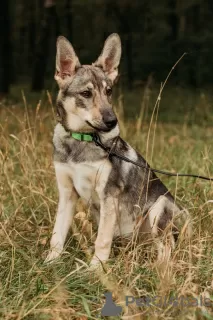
93,134,213,182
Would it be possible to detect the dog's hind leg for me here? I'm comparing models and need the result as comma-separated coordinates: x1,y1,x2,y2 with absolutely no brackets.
148,195,177,262
45,163,79,263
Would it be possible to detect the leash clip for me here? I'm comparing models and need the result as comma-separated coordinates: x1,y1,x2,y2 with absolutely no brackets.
92,133,99,146
92,133,111,153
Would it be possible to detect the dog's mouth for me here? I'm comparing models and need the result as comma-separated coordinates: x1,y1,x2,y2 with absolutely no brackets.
86,121,112,133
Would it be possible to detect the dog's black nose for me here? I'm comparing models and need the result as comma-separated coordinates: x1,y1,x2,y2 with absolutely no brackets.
103,118,118,129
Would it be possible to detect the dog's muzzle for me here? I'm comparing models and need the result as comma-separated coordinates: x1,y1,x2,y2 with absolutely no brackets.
102,117,118,129
86,116,118,132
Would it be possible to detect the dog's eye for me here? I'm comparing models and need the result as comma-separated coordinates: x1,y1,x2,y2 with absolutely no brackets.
80,90,92,98
106,87,112,96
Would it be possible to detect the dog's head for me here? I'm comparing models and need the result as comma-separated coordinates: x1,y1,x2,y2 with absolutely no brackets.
55,34,121,135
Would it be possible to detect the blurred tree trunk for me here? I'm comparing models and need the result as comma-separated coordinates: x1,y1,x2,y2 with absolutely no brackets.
66,0,73,40
103,1,111,41
125,32,133,90
28,3,36,69
168,0,178,41
167,0,178,82
111,1,133,90
31,0,60,91
176,0,186,39
0,1,11,97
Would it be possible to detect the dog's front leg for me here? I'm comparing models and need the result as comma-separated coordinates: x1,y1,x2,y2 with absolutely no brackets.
45,164,78,263
90,197,118,266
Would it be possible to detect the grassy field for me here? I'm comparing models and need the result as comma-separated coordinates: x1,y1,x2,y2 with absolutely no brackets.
0,84,213,320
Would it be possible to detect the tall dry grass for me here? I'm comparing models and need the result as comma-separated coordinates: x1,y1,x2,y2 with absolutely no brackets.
0,86,213,319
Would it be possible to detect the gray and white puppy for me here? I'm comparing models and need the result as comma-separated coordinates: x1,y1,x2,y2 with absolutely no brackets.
46,33,185,266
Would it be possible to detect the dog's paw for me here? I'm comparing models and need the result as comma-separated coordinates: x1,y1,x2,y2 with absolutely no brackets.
44,248,62,264
90,257,101,267
89,255,105,271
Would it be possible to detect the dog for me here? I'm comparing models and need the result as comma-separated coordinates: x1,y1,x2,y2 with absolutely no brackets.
45,33,189,266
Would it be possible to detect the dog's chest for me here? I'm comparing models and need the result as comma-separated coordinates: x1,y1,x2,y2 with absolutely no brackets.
64,159,112,201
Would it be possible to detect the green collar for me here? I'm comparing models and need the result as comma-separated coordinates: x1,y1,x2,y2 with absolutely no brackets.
71,132,94,142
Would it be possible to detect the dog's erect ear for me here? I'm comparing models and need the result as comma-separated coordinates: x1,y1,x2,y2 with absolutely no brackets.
94,33,121,83
55,36,80,86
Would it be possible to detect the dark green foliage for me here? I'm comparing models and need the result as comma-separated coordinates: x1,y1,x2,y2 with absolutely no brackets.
2,0,213,93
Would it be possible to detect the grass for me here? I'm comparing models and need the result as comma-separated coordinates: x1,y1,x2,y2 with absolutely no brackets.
0,83,213,320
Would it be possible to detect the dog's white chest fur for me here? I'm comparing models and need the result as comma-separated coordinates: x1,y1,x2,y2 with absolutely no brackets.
72,163,96,200
54,159,112,202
